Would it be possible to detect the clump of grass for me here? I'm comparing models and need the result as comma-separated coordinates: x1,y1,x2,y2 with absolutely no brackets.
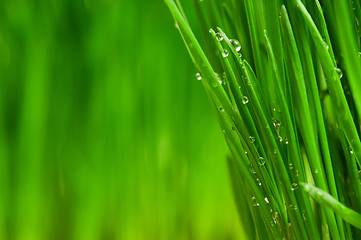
165,0,361,239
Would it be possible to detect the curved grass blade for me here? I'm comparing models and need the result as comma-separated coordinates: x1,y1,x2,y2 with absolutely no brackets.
301,183,361,230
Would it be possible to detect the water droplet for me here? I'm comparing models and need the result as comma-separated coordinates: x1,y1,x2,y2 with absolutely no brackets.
335,67,343,79
279,136,283,142
242,96,249,104
249,136,255,143
215,32,223,41
289,204,298,211
285,139,289,144
324,42,329,50
245,151,248,155
273,120,281,128
230,39,241,52
222,73,227,85
264,197,269,203
258,157,265,166
219,106,225,112
350,150,354,154
215,72,222,84
273,119,281,136
256,178,262,186
272,102,276,112
272,211,278,224
314,168,319,174
288,222,292,233
222,49,229,57
196,72,202,80
222,129,226,133
273,149,277,154
302,209,307,221
290,183,298,191
289,163,294,169
295,170,299,176
248,163,256,174
251,196,259,206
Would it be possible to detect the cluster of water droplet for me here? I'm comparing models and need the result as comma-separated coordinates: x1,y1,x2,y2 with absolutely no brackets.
211,29,242,58
249,163,256,174
215,72,222,85
272,118,288,145
289,163,300,178
196,72,226,84
230,39,242,52
230,39,242,58
196,72,202,81
273,119,281,135
256,178,262,186
270,209,279,225
258,156,265,166
288,204,298,211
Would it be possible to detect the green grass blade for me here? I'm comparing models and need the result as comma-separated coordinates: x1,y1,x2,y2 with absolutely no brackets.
301,183,361,230
332,1,361,120
279,5,340,239
165,0,361,239
296,0,361,169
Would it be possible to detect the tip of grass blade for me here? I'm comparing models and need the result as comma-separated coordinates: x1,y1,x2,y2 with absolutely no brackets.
301,183,361,230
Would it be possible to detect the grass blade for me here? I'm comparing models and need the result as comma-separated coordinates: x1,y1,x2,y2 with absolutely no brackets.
301,183,361,230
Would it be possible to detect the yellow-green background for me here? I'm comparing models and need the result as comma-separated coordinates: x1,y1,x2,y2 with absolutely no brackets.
0,1,243,239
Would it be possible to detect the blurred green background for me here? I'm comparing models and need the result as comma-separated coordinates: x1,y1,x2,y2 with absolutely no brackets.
0,1,243,239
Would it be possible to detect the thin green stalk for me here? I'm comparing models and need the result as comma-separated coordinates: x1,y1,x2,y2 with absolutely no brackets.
301,183,361,230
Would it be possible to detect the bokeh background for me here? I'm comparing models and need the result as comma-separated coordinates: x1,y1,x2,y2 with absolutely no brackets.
0,1,244,239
